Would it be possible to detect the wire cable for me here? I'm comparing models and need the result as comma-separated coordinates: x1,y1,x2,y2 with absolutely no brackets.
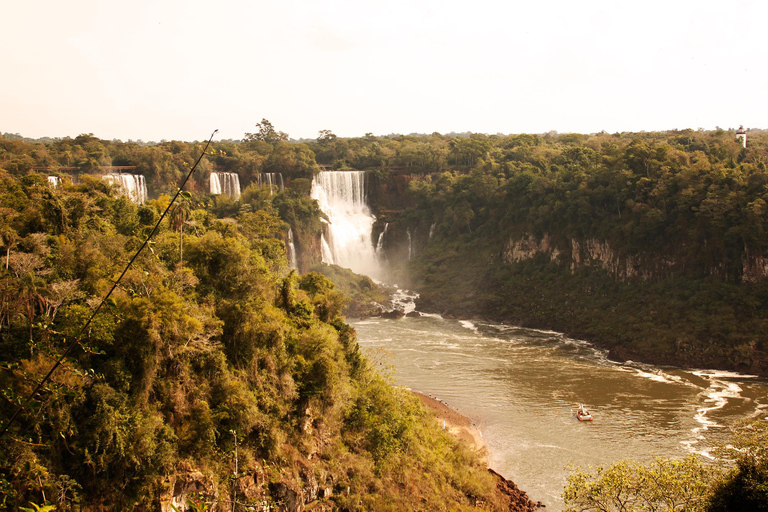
0,129,218,438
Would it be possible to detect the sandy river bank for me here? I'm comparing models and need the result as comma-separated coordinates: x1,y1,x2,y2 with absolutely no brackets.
413,391,544,510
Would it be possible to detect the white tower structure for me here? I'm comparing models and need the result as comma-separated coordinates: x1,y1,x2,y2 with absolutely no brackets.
736,125,747,148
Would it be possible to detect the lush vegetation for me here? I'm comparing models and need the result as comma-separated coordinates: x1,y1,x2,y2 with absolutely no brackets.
0,162,512,509
3,124,768,509
563,419,768,511
307,264,391,319
349,129,768,374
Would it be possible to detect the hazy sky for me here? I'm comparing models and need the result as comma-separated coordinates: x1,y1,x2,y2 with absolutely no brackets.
2,0,765,142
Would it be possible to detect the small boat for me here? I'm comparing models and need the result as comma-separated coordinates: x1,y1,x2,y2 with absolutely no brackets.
576,404,593,422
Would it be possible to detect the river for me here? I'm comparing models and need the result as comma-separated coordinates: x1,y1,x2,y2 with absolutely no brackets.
310,170,768,509
350,294,768,510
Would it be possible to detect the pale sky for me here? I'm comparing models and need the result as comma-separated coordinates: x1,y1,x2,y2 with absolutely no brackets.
2,0,765,142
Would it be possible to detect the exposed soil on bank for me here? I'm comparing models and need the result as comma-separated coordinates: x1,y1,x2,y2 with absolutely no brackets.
414,391,544,511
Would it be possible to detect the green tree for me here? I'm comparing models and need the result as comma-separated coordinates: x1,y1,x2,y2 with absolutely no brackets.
244,119,288,145
169,191,192,266
1,226,18,270
317,129,337,144
563,456,718,511
708,419,768,511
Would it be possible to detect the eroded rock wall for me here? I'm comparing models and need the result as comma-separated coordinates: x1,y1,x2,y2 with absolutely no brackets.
502,233,765,282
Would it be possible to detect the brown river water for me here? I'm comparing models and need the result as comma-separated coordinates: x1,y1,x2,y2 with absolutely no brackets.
351,292,768,510
309,172,768,509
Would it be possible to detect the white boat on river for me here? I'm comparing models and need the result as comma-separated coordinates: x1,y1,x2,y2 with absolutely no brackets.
352,310,768,511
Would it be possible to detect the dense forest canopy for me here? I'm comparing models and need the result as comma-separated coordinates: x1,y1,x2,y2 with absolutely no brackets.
2,124,768,509
3,125,768,374
0,135,522,510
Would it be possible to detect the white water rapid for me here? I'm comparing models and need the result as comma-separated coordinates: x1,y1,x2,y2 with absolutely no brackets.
210,172,241,199
352,313,768,510
307,168,768,510
311,171,382,279
102,174,148,204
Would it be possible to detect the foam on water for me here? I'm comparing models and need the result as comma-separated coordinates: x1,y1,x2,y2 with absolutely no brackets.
679,370,752,457
615,362,690,385
352,290,768,509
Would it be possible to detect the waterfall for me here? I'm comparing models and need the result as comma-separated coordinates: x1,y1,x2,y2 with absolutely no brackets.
103,173,147,204
320,230,335,264
407,228,412,260
429,222,436,239
376,223,389,254
257,172,284,196
47,176,61,188
287,228,298,269
210,172,241,199
311,171,381,278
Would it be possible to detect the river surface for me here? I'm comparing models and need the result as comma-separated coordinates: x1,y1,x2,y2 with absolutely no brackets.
351,295,768,510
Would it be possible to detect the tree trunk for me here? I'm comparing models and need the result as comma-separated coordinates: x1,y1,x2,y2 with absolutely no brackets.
179,226,184,267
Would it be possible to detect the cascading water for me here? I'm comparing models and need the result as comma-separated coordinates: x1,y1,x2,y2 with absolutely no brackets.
210,172,241,199
103,174,147,204
376,223,389,254
47,176,61,188
286,228,298,269
257,172,284,196
311,171,382,279
407,228,413,260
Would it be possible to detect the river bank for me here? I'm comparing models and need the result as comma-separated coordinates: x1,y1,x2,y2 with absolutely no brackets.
412,270,768,378
413,391,543,511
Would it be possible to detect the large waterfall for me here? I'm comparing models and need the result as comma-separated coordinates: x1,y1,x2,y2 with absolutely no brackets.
311,171,382,279
210,172,241,199
103,174,147,204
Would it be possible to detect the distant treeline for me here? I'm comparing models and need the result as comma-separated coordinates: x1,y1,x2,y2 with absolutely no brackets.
3,125,768,375
365,128,768,374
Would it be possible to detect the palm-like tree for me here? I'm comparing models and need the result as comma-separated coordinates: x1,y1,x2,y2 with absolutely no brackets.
1,227,18,271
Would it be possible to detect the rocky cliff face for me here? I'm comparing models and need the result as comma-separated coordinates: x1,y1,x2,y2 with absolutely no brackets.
742,246,768,283
294,229,323,273
503,233,768,283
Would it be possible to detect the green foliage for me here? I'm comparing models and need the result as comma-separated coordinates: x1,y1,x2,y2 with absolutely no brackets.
563,455,719,511
298,271,349,322
375,129,768,372
19,502,56,512
0,165,501,510
243,118,289,145
564,420,768,512
708,419,768,511
309,263,389,318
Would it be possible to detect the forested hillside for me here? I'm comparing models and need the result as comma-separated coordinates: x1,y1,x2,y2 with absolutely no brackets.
361,129,768,374
2,124,768,508
0,163,523,509
3,125,768,375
